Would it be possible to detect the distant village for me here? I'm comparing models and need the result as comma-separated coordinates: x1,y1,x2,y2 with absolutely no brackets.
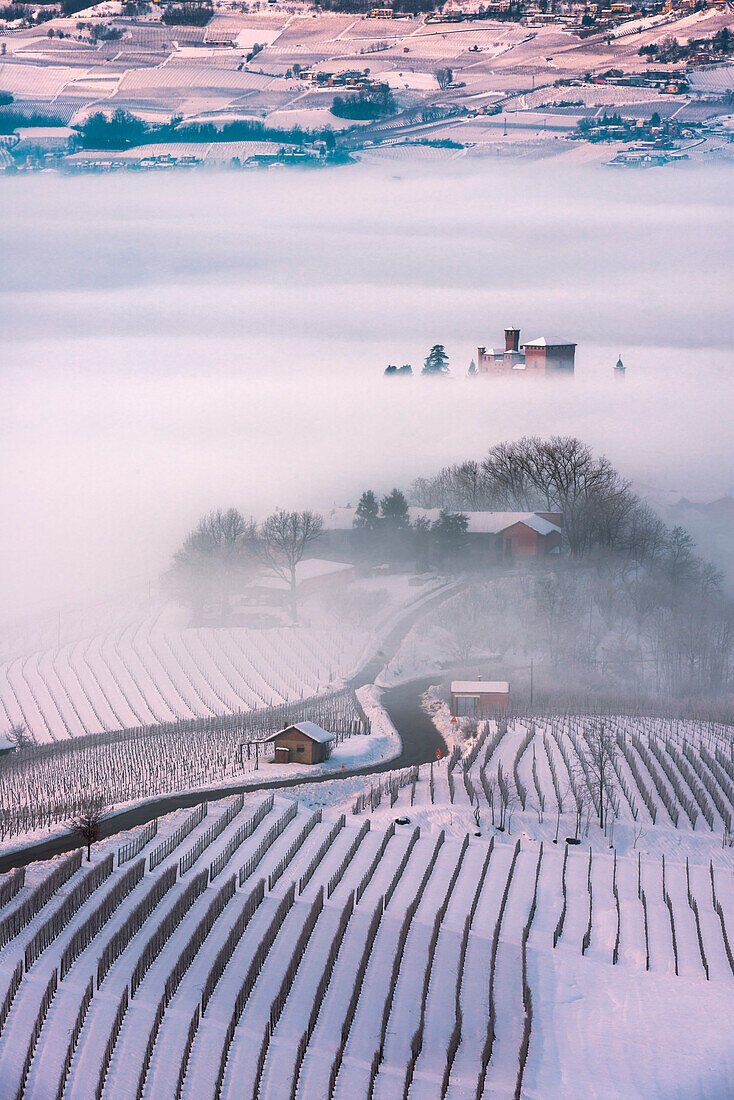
0,0,731,173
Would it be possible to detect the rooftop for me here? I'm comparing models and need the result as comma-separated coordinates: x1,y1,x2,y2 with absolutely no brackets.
262,721,335,744
451,681,510,694
523,338,577,348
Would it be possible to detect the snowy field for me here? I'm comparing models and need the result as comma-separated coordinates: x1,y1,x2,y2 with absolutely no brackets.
2,8,727,160
0,577,444,746
0,618,367,743
0,711,732,1099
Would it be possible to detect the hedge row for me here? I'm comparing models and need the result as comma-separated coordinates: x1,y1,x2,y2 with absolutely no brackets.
290,891,356,1100
56,976,93,1100
327,896,384,1098
0,868,25,910
16,967,57,1100
515,844,544,1100
130,867,209,998
355,821,395,904
201,878,265,1015
135,874,237,1098
117,819,158,867
268,806,322,891
213,883,296,1099
298,815,346,895
327,819,370,898
477,838,521,1099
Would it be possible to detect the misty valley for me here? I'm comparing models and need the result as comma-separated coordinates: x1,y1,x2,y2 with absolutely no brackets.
1,154,733,1100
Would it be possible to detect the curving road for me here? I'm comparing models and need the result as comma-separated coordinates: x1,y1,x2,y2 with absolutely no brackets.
0,585,459,874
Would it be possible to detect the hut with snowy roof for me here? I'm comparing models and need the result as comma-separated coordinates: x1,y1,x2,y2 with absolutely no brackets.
450,681,510,718
263,721,335,764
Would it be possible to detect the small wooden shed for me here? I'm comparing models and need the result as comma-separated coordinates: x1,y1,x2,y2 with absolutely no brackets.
263,721,335,765
450,681,510,718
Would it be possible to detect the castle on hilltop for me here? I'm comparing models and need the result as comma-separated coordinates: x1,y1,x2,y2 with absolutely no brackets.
477,328,576,376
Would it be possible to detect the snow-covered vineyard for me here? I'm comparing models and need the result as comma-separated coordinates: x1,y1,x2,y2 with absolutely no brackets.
0,620,370,745
359,713,734,842
0,689,367,841
0,716,732,1100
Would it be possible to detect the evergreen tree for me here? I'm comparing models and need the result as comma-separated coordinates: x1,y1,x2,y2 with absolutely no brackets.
380,489,410,527
354,490,380,530
422,344,450,376
432,509,469,566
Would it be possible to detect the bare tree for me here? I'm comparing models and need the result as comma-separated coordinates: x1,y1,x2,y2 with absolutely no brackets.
554,793,563,843
70,796,106,861
574,791,585,841
168,508,257,623
577,719,619,830
496,761,519,833
6,723,32,751
259,510,324,618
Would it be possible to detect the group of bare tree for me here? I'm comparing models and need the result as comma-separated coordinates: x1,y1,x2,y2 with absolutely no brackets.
409,437,733,698
411,435,665,560
166,507,323,622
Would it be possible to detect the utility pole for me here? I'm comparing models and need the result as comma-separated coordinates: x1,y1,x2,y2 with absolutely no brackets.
530,659,534,710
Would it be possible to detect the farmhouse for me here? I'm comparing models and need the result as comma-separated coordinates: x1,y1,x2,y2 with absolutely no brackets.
318,508,562,563
450,680,510,717
477,328,576,376
262,721,335,764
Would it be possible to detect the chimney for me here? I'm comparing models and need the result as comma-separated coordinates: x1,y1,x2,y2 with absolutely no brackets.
505,328,520,353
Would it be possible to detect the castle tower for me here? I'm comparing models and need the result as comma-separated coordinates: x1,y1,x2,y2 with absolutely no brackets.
505,328,520,353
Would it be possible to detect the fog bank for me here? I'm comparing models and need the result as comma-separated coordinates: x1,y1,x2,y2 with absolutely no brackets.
2,160,733,617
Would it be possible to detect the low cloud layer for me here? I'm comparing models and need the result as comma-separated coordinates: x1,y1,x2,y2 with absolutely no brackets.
2,160,733,617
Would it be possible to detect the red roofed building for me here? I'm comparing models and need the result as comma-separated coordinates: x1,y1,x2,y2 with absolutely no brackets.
262,721,335,764
477,328,576,376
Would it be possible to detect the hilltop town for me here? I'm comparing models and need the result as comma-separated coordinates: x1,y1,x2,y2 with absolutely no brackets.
0,0,732,170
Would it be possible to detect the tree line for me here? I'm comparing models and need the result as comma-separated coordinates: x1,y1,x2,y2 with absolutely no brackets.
351,489,467,569
385,344,450,377
164,436,734,697
331,86,396,121
78,110,337,152
411,435,668,559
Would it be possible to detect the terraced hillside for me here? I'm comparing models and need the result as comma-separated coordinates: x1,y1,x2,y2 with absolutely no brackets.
0,714,732,1099
0,618,370,745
